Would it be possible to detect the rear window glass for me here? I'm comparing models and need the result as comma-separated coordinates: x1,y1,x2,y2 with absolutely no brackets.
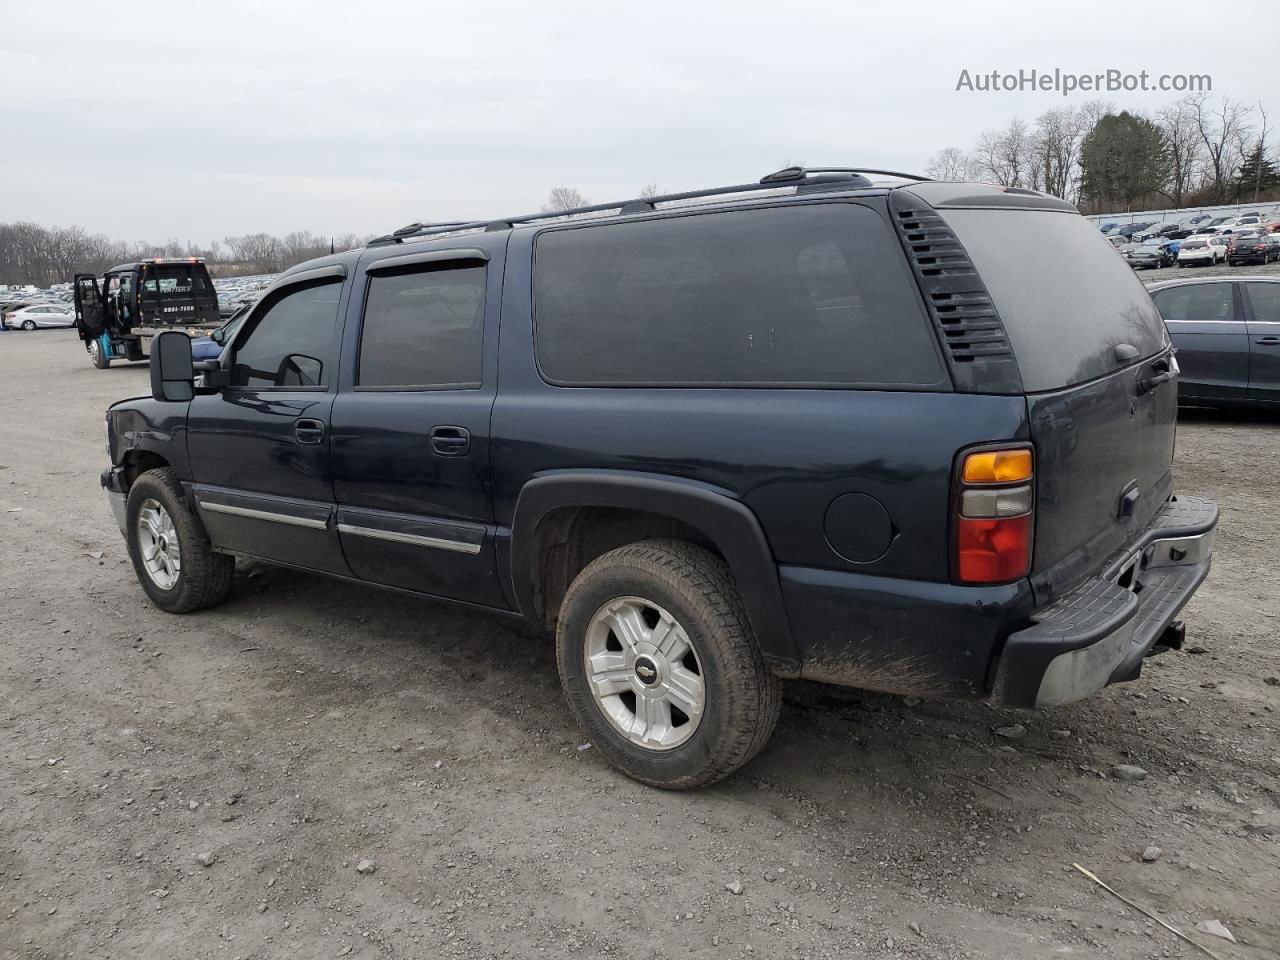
942,209,1168,392
533,204,945,387
1151,284,1233,323
1181,240,1206,249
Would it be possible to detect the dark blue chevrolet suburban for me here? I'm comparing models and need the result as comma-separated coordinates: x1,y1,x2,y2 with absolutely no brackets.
102,167,1217,788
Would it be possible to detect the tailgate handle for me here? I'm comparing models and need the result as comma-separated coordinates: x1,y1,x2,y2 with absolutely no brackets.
1118,482,1141,520
1137,355,1178,396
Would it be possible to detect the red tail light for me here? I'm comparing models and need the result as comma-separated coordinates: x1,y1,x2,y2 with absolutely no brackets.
955,447,1034,584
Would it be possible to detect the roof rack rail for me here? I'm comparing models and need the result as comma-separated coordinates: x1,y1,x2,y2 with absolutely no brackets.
759,165,931,184
367,166,930,246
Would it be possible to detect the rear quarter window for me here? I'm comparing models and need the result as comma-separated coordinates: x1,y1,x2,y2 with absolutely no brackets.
533,203,946,388
942,209,1169,392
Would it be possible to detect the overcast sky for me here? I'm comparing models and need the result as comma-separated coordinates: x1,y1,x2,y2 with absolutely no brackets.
3,0,1275,244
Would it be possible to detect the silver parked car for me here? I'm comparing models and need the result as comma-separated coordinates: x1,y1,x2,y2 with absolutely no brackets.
5,303,76,329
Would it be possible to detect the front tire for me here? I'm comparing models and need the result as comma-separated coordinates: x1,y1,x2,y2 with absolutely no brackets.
126,468,234,613
555,539,782,789
88,338,111,369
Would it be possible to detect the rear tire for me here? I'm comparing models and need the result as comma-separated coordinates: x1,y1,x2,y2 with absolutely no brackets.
21,320,36,330
125,468,234,613
555,539,782,789
88,339,110,369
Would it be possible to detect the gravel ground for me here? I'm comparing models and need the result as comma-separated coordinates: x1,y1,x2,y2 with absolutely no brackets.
1,329,1277,960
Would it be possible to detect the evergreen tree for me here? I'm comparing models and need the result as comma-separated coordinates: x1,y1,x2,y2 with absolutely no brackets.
1079,112,1170,209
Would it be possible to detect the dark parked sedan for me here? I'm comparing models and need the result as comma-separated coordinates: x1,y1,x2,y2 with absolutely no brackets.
1226,233,1276,265
1149,277,1280,406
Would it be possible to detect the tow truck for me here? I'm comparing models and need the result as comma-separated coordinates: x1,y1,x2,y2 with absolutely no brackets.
74,258,220,368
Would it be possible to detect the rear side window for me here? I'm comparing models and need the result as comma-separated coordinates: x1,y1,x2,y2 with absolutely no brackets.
533,204,945,387
358,264,486,388
1245,282,1280,323
230,281,342,388
1151,284,1233,323
942,209,1169,392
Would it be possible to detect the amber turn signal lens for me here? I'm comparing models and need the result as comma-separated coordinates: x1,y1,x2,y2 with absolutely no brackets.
962,449,1033,484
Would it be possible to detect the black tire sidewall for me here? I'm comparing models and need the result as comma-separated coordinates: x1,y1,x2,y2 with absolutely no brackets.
22,320,36,330
557,560,738,786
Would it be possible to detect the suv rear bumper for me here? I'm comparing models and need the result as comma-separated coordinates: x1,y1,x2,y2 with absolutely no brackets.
991,496,1217,708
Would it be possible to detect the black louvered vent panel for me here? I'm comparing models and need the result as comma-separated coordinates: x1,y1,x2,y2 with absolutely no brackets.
890,197,1018,391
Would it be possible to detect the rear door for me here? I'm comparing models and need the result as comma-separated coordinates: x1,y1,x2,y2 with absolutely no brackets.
329,242,505,608
1150,282,1249,402
936,204,1177,602
73,274,104,341
1243,281,1280,403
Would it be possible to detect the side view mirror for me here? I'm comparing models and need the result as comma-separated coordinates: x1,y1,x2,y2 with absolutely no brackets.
150,330,195,402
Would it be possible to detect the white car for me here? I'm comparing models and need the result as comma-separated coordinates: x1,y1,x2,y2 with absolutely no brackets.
4,303,76,330
1176,235,1224,267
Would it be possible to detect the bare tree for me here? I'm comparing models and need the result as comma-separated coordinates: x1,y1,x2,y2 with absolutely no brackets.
638,183,661,199
1250,101,1271,202
1191,93,1253,201
1030,107,1089,199
974,119,1031,188
542,187,589,213
924,147,977,181
1155,95,1206,208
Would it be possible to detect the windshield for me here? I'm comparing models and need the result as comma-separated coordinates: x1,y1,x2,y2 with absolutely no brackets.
942,208,1169,392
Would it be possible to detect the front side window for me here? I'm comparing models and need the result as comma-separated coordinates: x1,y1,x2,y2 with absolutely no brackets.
358,264,486,388
230,281,342,388
1151,284,1234,323
533,203,944,387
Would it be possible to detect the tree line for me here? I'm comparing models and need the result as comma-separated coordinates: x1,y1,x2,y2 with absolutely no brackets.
928,93,1278,213
0,226,369,288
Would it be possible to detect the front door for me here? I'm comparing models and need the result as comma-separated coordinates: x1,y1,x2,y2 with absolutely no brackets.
330,245,505,607
1152,282,1248,403
186,269,350,574
1244,281,1280,403
73,274,104,342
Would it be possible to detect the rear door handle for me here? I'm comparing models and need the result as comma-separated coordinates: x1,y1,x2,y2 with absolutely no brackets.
430,425,470,457
294,418,325,445
1256,337,1280,345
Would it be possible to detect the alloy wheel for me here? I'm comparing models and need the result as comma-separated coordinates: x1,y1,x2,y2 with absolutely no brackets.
583,596,705,751
137,499,182,590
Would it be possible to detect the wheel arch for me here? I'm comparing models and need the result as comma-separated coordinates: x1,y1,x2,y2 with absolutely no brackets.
509,471,799,675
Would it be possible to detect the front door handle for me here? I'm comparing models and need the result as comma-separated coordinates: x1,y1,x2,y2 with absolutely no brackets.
430,425,470,457
1256,337,1280,345
294,418,325,445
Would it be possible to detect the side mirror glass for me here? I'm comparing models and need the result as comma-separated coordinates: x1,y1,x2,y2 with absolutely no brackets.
150,330,195,402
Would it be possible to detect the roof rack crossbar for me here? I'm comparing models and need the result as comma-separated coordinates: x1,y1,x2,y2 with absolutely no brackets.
368,166,929,246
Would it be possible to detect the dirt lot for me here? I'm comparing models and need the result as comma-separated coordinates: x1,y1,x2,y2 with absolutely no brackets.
1,329,1277,960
